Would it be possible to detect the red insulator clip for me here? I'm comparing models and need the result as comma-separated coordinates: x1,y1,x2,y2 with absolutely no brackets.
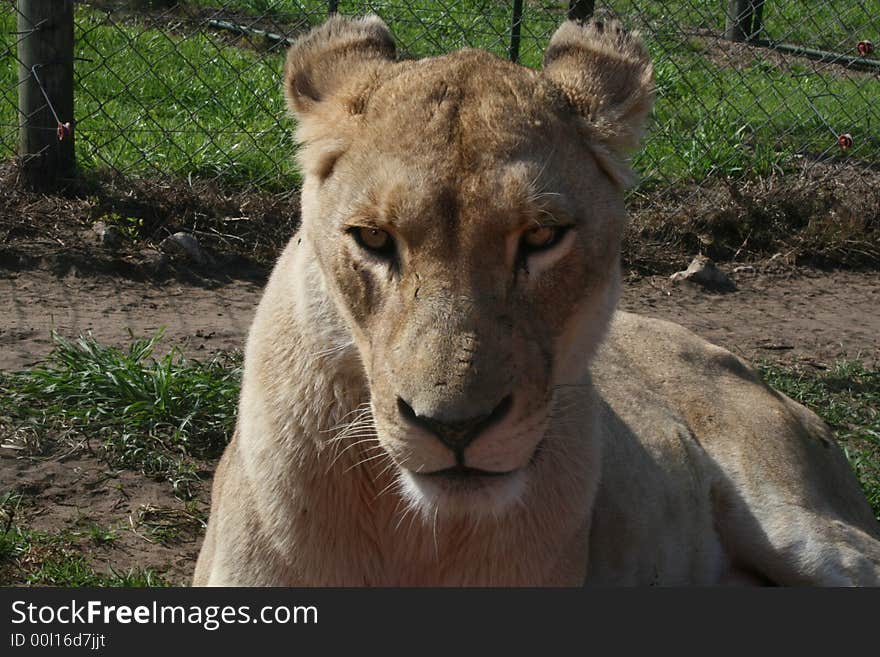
56,122,72,141
838,133,853,150
857,40,874,56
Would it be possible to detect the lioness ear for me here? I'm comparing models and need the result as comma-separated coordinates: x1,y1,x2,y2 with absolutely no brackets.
284,14,396,115
283,15,396,178
542,19,654,187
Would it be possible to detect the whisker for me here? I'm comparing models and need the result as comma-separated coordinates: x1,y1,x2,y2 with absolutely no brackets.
375,459,399,482
326,422,378,444
375,474,403,501
327,429,380,443
310,340,355,360
431,505,441,563
320,405,373,433
326,437,382,472
394,501,415,533
344,449,389,474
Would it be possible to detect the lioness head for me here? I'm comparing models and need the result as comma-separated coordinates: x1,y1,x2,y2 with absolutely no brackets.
284,16,653,518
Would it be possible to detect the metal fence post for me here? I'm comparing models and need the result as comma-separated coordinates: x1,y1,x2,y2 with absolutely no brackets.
328,1,339,16
17,0,76,189
508,0,523,63
568,0,595,22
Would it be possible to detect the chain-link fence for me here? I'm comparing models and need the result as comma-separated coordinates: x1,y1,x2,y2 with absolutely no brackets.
2,1,879,200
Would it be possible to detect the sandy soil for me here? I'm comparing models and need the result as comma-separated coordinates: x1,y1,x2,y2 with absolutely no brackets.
1,270,262,370
619,268,880,368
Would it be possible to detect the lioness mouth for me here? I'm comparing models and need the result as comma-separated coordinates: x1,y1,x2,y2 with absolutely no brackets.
394,456,532,517
422,465,517,479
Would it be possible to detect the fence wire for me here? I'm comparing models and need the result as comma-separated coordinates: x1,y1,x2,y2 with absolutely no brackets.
1,1,879,201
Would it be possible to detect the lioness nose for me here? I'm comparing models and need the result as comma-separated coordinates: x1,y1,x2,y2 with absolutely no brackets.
396,394,513,453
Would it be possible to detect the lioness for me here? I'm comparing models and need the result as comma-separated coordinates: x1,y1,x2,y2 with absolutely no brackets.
194,16,880,585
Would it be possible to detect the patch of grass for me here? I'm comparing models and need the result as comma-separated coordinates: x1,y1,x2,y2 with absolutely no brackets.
97,211,146,240
0,492,26,567
85,523,120,546
133,503,206,545
604,1,880,52
25,546,169,587
1,488,173,587
0,521,168,587
759,360,880,520
0,330,242,498
105,565,170,587
640,45,880,186
0,525,29,564
26,550,110,587
189,0,329,21
185,0,880,61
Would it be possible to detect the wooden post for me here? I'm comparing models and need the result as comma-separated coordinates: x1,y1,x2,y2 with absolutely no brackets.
509,0,523,63
724,0,754,42
17,0,76,189
568,0,595,22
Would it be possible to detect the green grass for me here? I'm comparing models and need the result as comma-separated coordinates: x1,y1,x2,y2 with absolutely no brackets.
26,550,169,587
134,503,206,545
181,1,880,185
639,45,880,186
759,360,880,520
0,330,242,498
1,526,168,586
185,1,880,61
602,1,880,52
0,493,169,586
0,491,24,562
1,2,879,189
86,523,120,546
0,6,14,155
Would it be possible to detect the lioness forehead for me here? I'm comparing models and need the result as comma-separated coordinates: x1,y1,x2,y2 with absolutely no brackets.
359,50,574,167
331,51,606,233
344,158,576,236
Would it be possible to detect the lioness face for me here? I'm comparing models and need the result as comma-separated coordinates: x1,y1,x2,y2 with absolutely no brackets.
285,17,653,517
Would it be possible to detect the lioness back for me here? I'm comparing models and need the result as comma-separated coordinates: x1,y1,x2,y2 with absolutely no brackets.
589,312,880,585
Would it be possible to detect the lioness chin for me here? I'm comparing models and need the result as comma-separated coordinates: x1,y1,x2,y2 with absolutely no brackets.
193,16,880,586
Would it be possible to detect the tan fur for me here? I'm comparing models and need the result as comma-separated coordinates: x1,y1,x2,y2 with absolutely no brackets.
193,17,880,586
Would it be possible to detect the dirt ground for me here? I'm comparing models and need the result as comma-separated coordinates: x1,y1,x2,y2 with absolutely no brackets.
0,270,262,370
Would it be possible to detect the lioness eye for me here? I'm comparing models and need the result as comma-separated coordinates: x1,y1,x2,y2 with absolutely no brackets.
521,225,567,253
350,227,394,256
